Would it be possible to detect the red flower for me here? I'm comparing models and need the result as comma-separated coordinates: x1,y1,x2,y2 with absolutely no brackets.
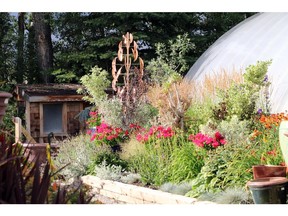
267,149,277,156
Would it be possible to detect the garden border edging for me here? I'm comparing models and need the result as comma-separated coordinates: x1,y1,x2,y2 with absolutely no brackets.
81,175,215,204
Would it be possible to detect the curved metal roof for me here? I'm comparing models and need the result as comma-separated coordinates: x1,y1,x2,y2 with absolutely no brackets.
185,12,288,113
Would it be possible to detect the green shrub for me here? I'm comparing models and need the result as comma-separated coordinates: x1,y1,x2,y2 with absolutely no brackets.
77,66,110,104
92,161,141,184
93,161,123,181
128,135,176,186
197,187,253,204
199,115,250,144
53,134,107,180
186,141,259,198
146,33,193,85
159,182,191,196
212,60,272,123
120,173,141,184
184,98,214,134
96,97,123,128
86,150,128,174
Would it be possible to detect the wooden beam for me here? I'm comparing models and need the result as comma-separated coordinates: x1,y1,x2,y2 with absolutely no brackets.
21,126,37,144
63,102,68,133
25,101,31,134
27,95,84,103
13,117,37,144
14,117,22,143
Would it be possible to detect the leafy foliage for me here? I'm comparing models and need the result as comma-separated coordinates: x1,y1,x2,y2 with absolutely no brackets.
53,134,103,180
0,13,17,84
184,98,214,134
197,187,253,204
186,142,259,198
0,138,92,204
159,182,192,196
212,60,272,123
77,65,110,104
168,140,205,183
199,115,250,144
146,33,193,85
128,132,205,186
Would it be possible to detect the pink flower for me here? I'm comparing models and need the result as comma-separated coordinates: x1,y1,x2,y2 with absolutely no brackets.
212,142,220,148
157,126,164,131
219,139,226,145
148,127,156,135
90,134,96,141
189,132,226,150
136,134,143,142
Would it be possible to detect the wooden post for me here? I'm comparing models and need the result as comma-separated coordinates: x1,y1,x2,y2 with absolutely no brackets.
14,117,22,143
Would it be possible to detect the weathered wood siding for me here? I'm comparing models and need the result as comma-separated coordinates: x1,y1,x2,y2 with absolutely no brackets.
30,102,40,141
27,101,85,143
67,102,83,135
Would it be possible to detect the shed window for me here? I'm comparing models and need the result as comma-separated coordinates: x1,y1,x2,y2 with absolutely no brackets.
43,103,63,133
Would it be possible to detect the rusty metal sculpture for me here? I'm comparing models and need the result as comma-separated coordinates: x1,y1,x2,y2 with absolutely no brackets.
111,32,146,127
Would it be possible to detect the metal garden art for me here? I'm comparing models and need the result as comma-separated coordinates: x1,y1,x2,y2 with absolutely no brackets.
111,32,147,128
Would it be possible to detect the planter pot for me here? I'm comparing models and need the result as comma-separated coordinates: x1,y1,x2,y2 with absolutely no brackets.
0,91,12,124
252,165,287,179
247,177,288,204
279,120,288,167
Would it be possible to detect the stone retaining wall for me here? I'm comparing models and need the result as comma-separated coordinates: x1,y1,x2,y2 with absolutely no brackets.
81,175,215,204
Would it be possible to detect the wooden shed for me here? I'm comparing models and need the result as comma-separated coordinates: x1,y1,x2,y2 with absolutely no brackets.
14,83,89,143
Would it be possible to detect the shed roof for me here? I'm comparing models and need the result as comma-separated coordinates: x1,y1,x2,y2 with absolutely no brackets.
14,83,85,102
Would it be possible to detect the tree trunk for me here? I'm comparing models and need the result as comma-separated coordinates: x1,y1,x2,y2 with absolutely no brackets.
32,12,53,83
16,12,25,84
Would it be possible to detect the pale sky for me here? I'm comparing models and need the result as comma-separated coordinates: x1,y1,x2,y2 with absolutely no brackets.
2,0,288,12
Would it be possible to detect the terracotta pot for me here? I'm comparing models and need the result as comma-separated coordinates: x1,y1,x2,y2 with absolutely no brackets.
252,165,287,180
0,91,12,124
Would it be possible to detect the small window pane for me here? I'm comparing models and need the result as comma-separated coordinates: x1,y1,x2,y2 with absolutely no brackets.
43,104,63,133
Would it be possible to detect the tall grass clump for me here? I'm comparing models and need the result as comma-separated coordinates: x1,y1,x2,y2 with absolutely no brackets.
167,136,205,183
127,130,205,186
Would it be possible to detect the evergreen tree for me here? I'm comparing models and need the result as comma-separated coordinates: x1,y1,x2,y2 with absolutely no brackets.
0,12,17,89
52,12,253,83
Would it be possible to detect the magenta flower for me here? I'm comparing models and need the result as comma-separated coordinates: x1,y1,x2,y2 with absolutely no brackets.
88,121,129,146
189,132,226,150
135,125,175,143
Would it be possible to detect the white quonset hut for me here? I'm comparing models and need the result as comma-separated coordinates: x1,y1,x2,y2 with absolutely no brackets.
185,12,288,113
